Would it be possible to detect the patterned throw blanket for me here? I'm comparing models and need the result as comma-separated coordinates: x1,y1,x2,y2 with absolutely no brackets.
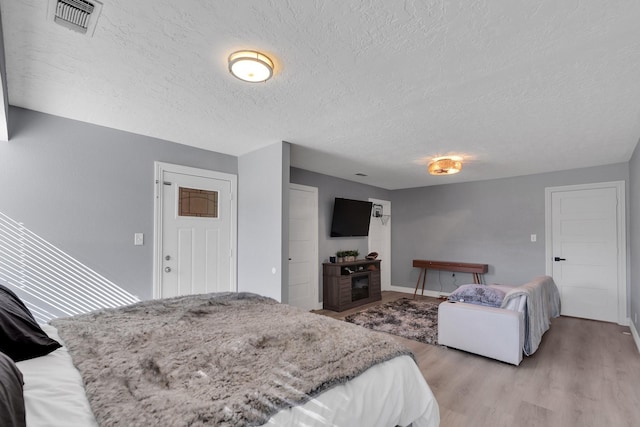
51,292,412,427
501,276,561,355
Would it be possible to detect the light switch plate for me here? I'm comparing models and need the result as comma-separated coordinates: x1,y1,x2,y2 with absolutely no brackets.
530,234,537,242
134,233,144,246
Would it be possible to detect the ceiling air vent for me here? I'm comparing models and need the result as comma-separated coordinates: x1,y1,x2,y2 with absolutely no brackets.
47,0,103,36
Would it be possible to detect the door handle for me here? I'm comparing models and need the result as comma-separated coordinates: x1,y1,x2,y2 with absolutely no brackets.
164,267,172,273
554,257,566,262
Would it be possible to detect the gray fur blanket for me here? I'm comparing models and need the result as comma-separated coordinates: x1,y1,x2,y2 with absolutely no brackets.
51,292,412,426
501,276,561,355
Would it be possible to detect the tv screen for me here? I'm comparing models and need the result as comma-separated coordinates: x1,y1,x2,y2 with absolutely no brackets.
330,198,373,237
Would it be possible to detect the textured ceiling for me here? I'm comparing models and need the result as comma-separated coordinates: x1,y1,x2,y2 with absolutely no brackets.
1,0,640,189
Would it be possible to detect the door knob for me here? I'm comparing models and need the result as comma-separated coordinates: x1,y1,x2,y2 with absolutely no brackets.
554,257,566,262
165,255,171,261
164,267,172,273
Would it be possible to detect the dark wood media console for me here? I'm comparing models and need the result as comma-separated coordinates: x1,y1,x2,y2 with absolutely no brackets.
323,259,381,312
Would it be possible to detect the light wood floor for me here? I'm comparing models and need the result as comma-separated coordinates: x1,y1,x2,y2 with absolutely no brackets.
315,291,640,427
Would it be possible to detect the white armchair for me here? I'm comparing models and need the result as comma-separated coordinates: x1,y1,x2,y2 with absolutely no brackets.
438,299,525,365
437,276,560,366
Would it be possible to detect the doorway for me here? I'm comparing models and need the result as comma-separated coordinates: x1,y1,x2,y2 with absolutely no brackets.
368,198,391,290
153,162,237,298
288,183,319,310
545,181,626,324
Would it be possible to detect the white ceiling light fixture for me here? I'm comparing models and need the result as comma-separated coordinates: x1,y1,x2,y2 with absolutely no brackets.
428,156,463,175
228,50,274,83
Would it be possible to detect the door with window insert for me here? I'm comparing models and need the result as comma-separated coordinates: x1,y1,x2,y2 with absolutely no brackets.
155,163,236,298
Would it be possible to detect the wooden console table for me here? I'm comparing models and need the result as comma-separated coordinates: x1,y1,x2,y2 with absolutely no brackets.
412,259,488,298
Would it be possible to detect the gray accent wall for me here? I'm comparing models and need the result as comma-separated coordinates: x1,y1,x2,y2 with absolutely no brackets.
238,142,290,302
391,163,630,295
293,163,631,304
0,9,9,140
290,167,391,302
630,140,640,334
0,107,237,300
290,168,391,262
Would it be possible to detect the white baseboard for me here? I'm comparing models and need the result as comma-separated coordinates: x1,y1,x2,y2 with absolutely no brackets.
631,320,640,354
385,284,450,299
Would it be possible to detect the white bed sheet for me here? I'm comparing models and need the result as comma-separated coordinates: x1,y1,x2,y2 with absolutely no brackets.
16,325,97,427
262,355,439,427
18,325,439,427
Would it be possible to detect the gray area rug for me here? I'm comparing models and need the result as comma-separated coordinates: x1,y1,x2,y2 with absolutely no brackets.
345,298,440,345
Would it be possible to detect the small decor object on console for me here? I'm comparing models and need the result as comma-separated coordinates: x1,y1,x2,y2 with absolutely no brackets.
337,250,359,262
366,252,378,260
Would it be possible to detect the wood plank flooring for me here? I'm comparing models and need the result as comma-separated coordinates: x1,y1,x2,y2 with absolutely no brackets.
315,291,640,427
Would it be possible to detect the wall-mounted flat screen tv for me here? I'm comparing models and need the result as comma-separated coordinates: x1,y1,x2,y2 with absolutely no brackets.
330,198,373,237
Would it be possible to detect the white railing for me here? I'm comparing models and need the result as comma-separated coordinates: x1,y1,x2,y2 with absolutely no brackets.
0,212,139,323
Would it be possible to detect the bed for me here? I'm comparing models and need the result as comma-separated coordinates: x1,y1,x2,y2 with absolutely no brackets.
1,286,439,427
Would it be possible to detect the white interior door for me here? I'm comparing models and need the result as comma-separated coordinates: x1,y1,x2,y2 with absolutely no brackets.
368,198,391,290
546,182,626,324
288,184,319,311
154,163,237,298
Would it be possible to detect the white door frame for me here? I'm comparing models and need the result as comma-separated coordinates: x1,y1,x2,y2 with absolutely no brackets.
545,181,627,325
153,162,238,298
289,183,320,310
368,198,391,291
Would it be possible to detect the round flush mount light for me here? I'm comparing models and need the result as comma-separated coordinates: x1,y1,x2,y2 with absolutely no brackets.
428,156,463,175
228,50,274,83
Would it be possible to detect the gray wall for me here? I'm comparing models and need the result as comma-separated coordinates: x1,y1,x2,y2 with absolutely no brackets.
0,107,237,300
0,9,8,140
630,141,640,333
4,107,636,325
238,142,290,302
391,163,630,294
290,167,391,301
292,164,632,308
290,167,391,262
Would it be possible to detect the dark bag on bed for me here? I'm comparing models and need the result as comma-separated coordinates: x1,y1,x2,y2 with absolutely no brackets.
0,284,61,362
0,351,26,427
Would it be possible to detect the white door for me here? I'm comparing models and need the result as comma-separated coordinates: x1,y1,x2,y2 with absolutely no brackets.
154,163,237,298
368,198,391,290
288,184,319,311
546,182,626,324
